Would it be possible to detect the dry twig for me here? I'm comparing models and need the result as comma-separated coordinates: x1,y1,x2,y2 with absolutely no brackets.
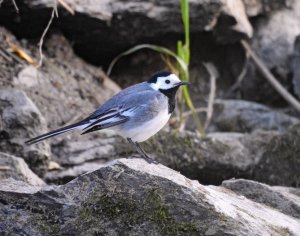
3,39,26,65
6,37,37,65
203,63,217,130
241,39,300,113
226,51,249,97
11,0,19,13
36,3,58,68
58,0,75,15
180,63,217,130
181,107,207,119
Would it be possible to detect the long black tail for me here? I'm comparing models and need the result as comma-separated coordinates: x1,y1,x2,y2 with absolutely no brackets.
25,121,87,145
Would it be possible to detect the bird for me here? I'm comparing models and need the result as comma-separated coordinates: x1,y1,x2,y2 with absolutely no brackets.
26,71,190,163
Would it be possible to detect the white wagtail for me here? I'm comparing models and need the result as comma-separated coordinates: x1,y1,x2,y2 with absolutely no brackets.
26,71,190,162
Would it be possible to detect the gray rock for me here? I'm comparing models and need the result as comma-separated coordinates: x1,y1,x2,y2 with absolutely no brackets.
213,0,253,43
253,124,300,186
211,99,299,133
51,131,118,166
222,0,253,38
143,128,300,187
253,0,300,76
143,130,273,185
46,130,261,185
45,131,120,184
222,179,300,219
242,0,294,17
0,88,50,176
0,29,120,131
0,152,45,186
291,35,300,98
240,0,300,104
46,130,121,184
14,34,121,132
1,158,299,235
0,0,253,65
0,28,121,178
47,127,300,187
45,160,107,184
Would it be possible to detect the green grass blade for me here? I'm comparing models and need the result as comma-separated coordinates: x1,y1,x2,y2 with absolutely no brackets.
107,44,187,76
181,0,190,64
181,0,189,44
182,85,205,136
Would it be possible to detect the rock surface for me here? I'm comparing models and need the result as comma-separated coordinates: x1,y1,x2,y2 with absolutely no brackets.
0,158,299,235
210,99,299,133
242,0,294,17
143,127,300,187
253,0,300,77
0,30,121,131
0,152,45,186
291,35,300,98
45,125,300,187
222,179,300,219
253,124,300,186
0,0,254,65
144,130,272,185
240,0,300,105
214,0,253,43
0,27,120,177
0,88,49,176
46,131,119,184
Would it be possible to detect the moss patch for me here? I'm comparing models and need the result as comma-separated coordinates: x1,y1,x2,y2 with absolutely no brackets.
29,205,61,235
145,189,198,236
75,188,198,235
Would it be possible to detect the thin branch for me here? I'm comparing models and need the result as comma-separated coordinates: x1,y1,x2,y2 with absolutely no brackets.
4,38,26,65
226,51,249,97
6,38,37,65
58,0,75,15
203,63,217,130
11,0,19,13
5,50,26,64
36,3,58,68
182,107,207,119
241,39,300,113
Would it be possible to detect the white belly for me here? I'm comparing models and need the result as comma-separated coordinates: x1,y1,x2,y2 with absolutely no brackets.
119,109,171,142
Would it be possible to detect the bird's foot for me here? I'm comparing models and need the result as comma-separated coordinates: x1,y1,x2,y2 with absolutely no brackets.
131,154,159,164
141,154,159,164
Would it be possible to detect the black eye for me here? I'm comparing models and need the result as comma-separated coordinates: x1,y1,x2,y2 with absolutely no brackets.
165,79,170,84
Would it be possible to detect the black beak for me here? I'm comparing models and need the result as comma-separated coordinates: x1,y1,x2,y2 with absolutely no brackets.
177,81,191,86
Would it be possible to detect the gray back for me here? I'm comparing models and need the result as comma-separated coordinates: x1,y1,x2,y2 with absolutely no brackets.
89,82,166,120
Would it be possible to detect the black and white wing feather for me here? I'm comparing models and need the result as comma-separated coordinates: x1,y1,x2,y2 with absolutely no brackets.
80,107,133,135
25,107,132,145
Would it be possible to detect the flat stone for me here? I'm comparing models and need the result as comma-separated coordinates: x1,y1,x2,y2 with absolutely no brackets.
0,158,299,235
222,179,300,219
0,88,50,176
0,152,45,186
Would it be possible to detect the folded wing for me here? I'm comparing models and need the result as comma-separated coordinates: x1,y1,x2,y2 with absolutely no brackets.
25,107,132,145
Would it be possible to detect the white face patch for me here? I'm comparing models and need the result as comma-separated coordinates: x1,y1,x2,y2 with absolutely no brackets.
149,74,182,91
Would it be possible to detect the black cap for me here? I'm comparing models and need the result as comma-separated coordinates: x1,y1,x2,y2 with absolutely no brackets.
147,71,172,84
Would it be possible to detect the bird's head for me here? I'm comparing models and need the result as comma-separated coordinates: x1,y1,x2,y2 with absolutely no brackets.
147,71,190,91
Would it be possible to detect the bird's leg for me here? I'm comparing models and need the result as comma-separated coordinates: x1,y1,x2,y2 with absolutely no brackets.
127,138,157,164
